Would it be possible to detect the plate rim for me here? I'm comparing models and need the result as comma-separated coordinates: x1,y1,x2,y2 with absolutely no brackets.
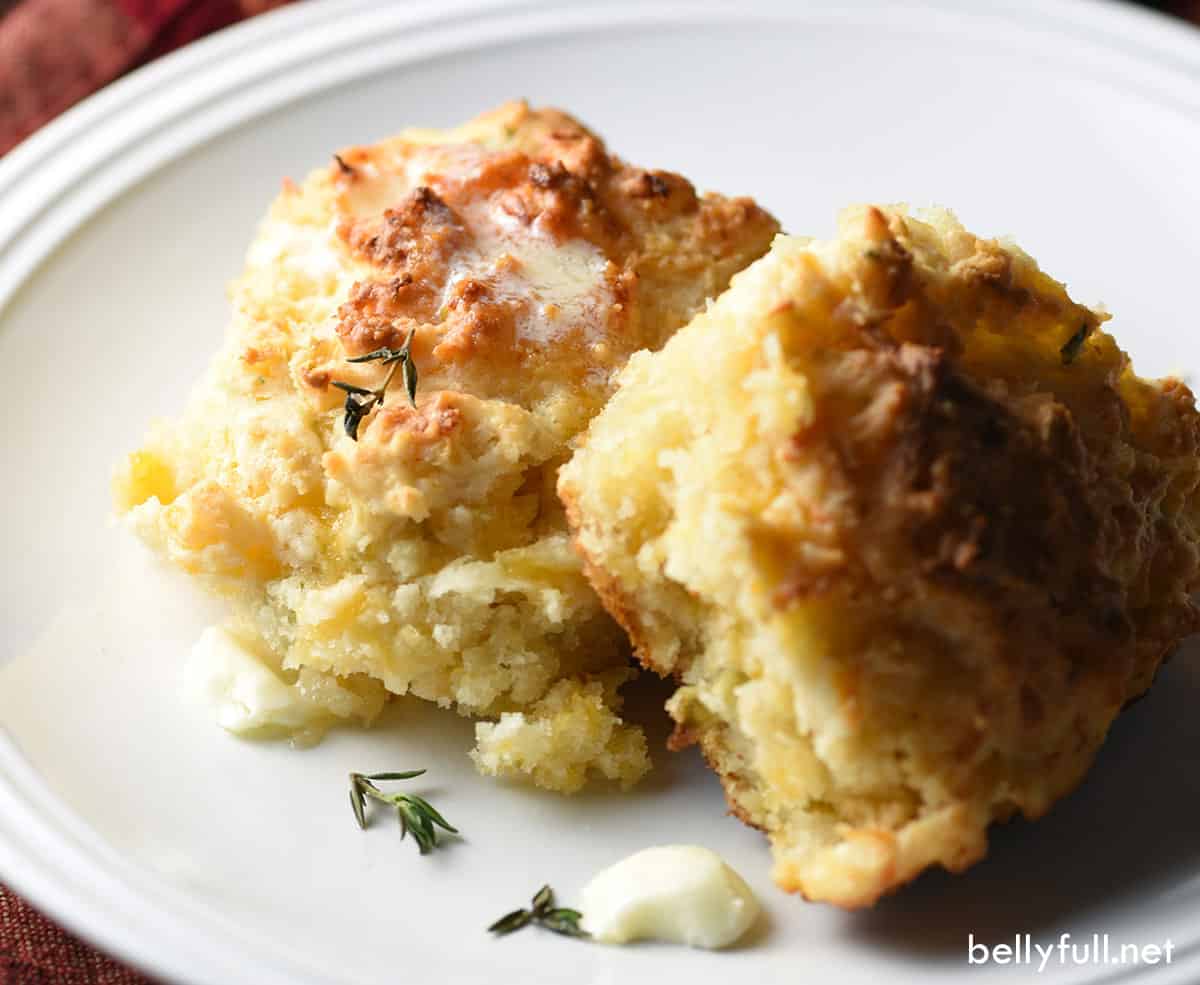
4,0,1200,981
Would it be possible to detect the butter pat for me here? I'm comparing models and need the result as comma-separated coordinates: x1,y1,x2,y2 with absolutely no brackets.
186,625,322,734
580,845,759,948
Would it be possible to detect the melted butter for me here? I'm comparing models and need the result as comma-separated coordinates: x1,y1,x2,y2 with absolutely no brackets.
245,220,341,280
339,142,612,349
451,201,610,346
504,236,609,341
339,159,436,218
580,845,760,948
186,625,324,735
338,142,487,219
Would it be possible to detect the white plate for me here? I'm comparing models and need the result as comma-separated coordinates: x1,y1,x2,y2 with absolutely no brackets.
2,1,1200,982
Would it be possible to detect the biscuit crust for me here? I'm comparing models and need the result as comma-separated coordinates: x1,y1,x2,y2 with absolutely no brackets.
560,206,1200,900
114,103,778,789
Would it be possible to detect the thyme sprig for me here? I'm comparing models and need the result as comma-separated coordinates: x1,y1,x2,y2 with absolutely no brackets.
488,884,589,939
1060,321,1092,366
348,770,457,854
331,329,419,440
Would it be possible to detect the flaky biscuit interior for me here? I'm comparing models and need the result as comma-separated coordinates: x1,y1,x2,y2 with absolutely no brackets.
560,206,1200,898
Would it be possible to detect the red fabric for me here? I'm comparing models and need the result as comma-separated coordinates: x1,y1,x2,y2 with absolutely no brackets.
112,0,194,34
0,0,292,155
131,0,243,63
0,887,155,984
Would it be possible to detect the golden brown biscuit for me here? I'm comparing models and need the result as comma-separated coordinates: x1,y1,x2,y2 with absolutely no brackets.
560,206,1200,898
114,102,778,788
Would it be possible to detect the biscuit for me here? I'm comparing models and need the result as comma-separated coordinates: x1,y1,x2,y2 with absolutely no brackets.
114,102,778,789
560,206,1200,899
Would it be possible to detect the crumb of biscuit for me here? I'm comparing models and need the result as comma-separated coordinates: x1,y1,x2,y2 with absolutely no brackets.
471,672,650,792
559,205,1200,894
113,101,778,791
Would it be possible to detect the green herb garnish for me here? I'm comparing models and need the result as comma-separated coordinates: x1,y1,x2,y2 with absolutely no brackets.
348,769,456,854
330,329,419,440
488,884,589,939
1060,321,1092,366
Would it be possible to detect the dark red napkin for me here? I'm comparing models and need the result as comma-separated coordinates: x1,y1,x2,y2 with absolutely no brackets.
0,887,155,984
0,0,292,155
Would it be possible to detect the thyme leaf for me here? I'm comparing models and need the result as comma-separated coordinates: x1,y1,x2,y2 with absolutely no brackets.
488,885,590,940
346,345,409,364
348,770,456,853
349,786,367,830
1060,321,1092,366
330,329,419,439
539,911,586,937
402,353,419,408
330,381,379,441
367,770,427,781
488,909,532,935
